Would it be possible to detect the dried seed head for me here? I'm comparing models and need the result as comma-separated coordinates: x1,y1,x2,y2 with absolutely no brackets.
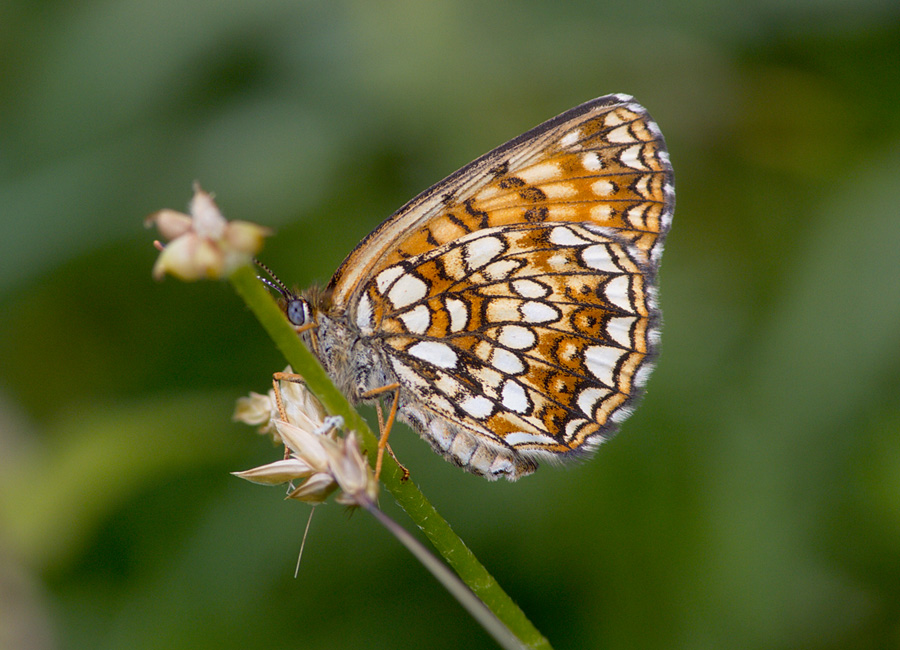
146,184,271,281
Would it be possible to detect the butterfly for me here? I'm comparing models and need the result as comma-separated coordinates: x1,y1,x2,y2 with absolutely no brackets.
273,94,673,480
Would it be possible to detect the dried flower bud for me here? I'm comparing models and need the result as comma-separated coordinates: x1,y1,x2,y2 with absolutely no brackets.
232,458,317,486
233,376,378,506
332,433,380,506
146,184,271,281
233,391,275,428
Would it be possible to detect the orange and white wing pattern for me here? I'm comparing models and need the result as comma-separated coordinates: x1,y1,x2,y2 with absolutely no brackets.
356,221,659,475
305,94,673,480
328,94,672,307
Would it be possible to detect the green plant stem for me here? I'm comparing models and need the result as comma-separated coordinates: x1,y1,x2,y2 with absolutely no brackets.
229,264,552,650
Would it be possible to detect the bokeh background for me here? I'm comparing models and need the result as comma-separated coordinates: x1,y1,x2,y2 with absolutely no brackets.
2,1,899,649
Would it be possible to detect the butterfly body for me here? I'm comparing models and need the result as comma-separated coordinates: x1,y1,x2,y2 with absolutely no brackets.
287,94,674,480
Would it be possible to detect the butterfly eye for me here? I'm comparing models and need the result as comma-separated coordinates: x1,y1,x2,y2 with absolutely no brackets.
286,298,312,326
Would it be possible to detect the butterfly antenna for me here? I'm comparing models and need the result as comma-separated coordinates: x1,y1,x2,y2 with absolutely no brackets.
254,258,293,299
258,276,286,296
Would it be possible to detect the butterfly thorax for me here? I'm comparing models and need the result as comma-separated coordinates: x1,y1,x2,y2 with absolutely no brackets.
287,287,384,401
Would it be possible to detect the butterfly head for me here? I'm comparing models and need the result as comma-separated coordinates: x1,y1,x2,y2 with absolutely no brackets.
254,258,316,327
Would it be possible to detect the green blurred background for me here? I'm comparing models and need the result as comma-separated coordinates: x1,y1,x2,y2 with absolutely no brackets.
2,1,899,649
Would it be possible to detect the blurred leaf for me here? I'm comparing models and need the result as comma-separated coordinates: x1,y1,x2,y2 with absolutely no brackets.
1,2,899,649
0,391,252,571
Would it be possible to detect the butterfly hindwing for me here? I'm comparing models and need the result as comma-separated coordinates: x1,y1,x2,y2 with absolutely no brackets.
355,222,658,457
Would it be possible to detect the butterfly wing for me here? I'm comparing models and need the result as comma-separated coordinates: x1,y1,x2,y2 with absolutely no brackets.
319,94,673,478
353,222,659,473
328,94,674,311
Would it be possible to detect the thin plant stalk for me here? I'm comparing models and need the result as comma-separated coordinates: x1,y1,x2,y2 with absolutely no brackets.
364,503,526,650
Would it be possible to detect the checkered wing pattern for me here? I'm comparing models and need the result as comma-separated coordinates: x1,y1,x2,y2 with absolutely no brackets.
308,94,673,479
357,222,658,458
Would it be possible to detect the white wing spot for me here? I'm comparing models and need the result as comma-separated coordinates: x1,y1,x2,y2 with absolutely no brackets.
356,291,374,333
619,144,648,170
549,226,590,247
460,395,494,418
591,180,615,196
581,244,620,272
501,380,529,413
408,341,458,369
375,265,404,293
565,418,590,442
582,152,603,171
505,431,559,446
604,275,633,312
559,129,582,148
521,301,559,323
387,273,428,309
491,347,525,374
585,346,624,386
634,174,651,198
577,386,610,418
482,259,521,281
497,325,537,350
626,205,647,229
518,162,561,184
605,316,636,348
445,297,468,333
607,124,635,144
603,110,626,127
464,236,504,271
512,278,550,298
399,304,431,334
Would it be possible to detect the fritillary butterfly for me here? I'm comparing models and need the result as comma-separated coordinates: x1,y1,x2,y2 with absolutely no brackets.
278,94,673,480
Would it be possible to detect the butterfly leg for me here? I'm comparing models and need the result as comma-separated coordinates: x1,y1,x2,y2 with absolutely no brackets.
272,371,306,460
361,383,402,482
375,400,410,482
293,322,317,335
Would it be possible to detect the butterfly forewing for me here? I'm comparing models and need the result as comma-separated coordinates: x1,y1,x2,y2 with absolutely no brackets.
328,94,673,308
